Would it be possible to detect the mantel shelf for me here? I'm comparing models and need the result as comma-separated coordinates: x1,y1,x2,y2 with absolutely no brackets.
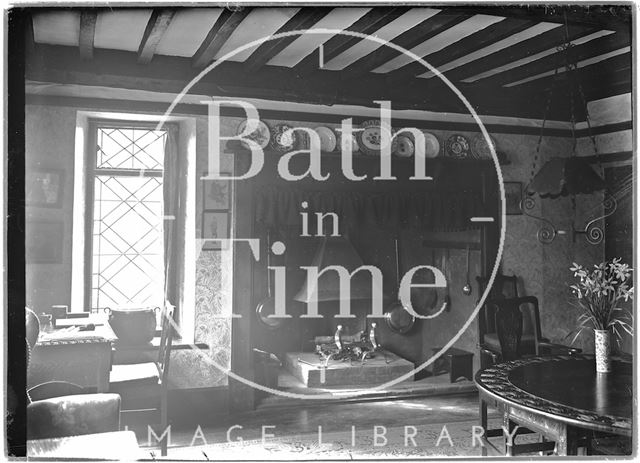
228,143,498,164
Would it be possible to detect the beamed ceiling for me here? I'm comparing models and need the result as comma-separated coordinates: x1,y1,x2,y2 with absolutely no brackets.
25,5,632,121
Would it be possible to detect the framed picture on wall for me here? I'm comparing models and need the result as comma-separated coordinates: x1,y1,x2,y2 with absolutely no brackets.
504,182,523,215
26,220,64,263
202,211,229,251
26,168,65,208
203,173,231,210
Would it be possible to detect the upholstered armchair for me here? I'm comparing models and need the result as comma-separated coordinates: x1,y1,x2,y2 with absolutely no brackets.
26,307,122,440
27,393,121,440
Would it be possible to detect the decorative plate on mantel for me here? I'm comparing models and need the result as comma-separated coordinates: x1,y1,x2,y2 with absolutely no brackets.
394,135,415,157
445,134,470,159
471,133,497,159
423,132,441,158
235,119,270,149
336,131,360,153
270,123,298,153
357,120,398,156
315,126,338,152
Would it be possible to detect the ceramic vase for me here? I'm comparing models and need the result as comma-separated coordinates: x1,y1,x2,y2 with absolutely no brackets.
594,329,611,373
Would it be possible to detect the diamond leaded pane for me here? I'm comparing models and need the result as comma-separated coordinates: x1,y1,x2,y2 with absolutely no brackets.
96,128,166,170
91,127,166,310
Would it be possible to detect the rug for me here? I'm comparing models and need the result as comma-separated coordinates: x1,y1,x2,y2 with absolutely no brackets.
153,418,529,459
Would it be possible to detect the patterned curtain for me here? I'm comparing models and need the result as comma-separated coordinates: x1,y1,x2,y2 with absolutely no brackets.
163,126,180,322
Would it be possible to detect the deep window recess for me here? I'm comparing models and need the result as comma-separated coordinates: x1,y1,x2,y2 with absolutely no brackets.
88,125,167,310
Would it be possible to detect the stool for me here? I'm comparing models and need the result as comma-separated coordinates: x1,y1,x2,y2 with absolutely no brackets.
431,347,473,382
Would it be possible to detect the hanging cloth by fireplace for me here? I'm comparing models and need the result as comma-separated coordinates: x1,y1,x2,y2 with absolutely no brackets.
254,186,485,233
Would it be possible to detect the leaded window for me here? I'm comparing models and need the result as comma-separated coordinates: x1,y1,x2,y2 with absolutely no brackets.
89,125,167,310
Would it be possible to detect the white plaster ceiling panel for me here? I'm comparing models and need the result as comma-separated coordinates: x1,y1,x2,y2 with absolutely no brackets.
32,10,80,46
593,130,632,153
587,93,632,126
214,8,300,62
322,8,441,71
267,8,371,67
505,46,630,87
576,129,632,155
94,9,153,52
462,30,615,82
418,22,562,79
155,8,224,57
372,15,505,73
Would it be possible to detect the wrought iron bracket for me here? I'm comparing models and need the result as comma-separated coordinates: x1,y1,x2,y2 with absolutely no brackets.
520,196,563,244
521,196,617,245
570,196,617,245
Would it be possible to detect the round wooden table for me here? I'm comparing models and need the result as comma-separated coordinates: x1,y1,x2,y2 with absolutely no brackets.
475,354,632,456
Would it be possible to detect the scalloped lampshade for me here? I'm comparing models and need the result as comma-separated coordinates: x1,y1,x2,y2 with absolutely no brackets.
526,157,606,198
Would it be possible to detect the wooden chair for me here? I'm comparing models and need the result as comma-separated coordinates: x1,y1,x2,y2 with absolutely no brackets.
109,304,174,456
476,275,518,367
490,296,535,361
479,297,547,455
479,297,584,456
476,276,580,367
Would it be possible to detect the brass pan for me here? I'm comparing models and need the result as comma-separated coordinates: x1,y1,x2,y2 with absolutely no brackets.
385,300,415,334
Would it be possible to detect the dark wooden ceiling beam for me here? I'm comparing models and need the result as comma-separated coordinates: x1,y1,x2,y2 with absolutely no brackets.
137,9,175,65
386,17,537,82
192,6,251,69
79,10,97,60
341,12,472,79
482,30,631,87
444,23,597,83
27,44,429,104
28,40,630,121
27,43,558,119
293,7,409,77
244,7,331,74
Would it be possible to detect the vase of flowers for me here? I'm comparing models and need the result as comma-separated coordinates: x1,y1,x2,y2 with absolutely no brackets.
569,258,634,373
593,328,611,372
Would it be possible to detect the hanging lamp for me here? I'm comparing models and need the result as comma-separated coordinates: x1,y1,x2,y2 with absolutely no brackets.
521,15,617,244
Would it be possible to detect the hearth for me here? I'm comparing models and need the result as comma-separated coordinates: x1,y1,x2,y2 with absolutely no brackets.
283,323,414,387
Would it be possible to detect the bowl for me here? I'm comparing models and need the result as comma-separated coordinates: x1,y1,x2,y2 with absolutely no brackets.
107,307,158,345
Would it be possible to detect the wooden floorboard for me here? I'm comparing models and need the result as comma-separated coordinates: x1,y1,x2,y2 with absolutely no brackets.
127,391,497,447
255,368,477,411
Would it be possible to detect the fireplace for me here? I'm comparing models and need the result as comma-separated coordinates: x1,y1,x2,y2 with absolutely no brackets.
240,150,498,396
283,322,414,388
264,235,415,388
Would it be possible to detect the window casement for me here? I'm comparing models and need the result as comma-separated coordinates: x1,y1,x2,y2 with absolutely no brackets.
86,123,169,311
72,113,196,343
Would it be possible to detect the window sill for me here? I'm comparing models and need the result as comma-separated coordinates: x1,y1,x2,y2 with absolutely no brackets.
112,337,208,365
114,337,208,351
